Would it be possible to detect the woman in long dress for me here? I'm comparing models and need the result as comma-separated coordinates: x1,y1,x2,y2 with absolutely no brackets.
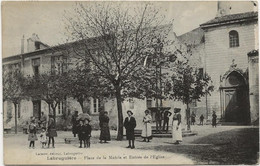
47,114,57,148
212,111,217,127
172,108,182,144
141,110,152,142
99,111,111,143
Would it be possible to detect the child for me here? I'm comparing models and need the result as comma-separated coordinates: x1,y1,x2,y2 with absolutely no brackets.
84,119,92,148
78,120,84,148
39,128,47,148
28,117,38,149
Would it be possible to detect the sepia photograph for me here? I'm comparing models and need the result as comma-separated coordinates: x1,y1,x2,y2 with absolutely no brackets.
1,1,259,165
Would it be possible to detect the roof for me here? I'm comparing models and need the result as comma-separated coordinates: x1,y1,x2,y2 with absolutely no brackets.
200,11,258,28
3,24,174,63
177,27,204,46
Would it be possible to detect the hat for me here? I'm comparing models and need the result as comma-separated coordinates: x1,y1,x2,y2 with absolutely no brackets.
145,109,150,113
127,110,133,115
174,108,181,113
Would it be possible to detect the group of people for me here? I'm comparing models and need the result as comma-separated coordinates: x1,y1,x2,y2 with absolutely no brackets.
191,111,217,127
28,109,218,149
28,112,57,149
71,111,93,148
123,108,183,148
155,109,172,133
191,112,205,126
71,110,110,148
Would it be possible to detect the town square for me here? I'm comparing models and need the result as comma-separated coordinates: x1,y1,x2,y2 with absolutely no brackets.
2,1,259,165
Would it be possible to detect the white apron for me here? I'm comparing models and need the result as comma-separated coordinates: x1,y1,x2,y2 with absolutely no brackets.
141,115,152,138
172,120,182,142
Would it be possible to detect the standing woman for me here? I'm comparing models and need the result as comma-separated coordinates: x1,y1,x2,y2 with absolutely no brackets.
28,117,38,149
124,110,136,149
47,114,57,148
212,111,217,128
71,111,79,137
141,110,152,142
172,108,182,144
99,111,111,143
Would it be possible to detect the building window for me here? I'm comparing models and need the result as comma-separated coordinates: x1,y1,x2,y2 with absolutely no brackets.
56,101,65,115
51,55,67,74
198,68,204,78
32,58,40,76
35,42,40,50
146,98,152,108
229,30,239,48
129,98,134,109
191,99,197,107
93,98,101,114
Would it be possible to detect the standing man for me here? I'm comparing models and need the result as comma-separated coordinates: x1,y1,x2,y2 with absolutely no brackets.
72,111,79,137
155,108,163,133
191,111,196,125
162,109,172,133
199,114,204,125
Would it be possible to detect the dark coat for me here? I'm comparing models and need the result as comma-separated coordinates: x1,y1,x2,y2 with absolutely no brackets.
212,114,217,126
99,115,111,141
47,118,57,137
163,111,172,120
72,114,79,134
124,116,136,140
191,113,196,122
78,124,92,140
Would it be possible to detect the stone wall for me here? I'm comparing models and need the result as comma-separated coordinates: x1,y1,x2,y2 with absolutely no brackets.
248,50,259,124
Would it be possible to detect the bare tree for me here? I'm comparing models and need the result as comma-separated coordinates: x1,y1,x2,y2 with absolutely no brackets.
63,2,173,140
24,72,69,123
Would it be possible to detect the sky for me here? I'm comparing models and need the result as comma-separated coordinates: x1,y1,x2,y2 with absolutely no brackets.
2,1,256,58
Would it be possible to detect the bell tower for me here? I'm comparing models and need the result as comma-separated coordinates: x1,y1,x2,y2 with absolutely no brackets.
216,1,232,17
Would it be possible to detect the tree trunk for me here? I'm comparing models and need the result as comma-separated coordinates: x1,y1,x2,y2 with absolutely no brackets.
186,103,191,131
51,104,57,125
14,103,17,134
115,86,124,141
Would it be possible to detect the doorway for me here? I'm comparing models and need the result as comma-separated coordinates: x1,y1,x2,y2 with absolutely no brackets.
32,100,41,120
221,71,250,124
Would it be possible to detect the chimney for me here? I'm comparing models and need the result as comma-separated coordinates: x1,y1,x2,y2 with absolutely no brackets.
216,1,232,17
21,35,25,54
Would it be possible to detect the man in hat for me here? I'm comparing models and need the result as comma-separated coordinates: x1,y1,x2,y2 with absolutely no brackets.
124,110,136,149
162,109,172,133
155,108,163,133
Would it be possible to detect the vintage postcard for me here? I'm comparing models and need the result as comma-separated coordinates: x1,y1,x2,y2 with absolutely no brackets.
2,1,259,165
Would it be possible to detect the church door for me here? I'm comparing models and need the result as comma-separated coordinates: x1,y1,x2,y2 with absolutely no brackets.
222,71,250,124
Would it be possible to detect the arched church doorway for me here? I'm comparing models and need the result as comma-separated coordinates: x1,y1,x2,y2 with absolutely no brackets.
220,71,250,124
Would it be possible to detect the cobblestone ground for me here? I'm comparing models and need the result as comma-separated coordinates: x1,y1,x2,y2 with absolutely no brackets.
3,125,259,165
141,125,259,165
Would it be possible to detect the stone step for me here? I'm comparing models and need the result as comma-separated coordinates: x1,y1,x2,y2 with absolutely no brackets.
134,129,192,134
134,131,198,138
